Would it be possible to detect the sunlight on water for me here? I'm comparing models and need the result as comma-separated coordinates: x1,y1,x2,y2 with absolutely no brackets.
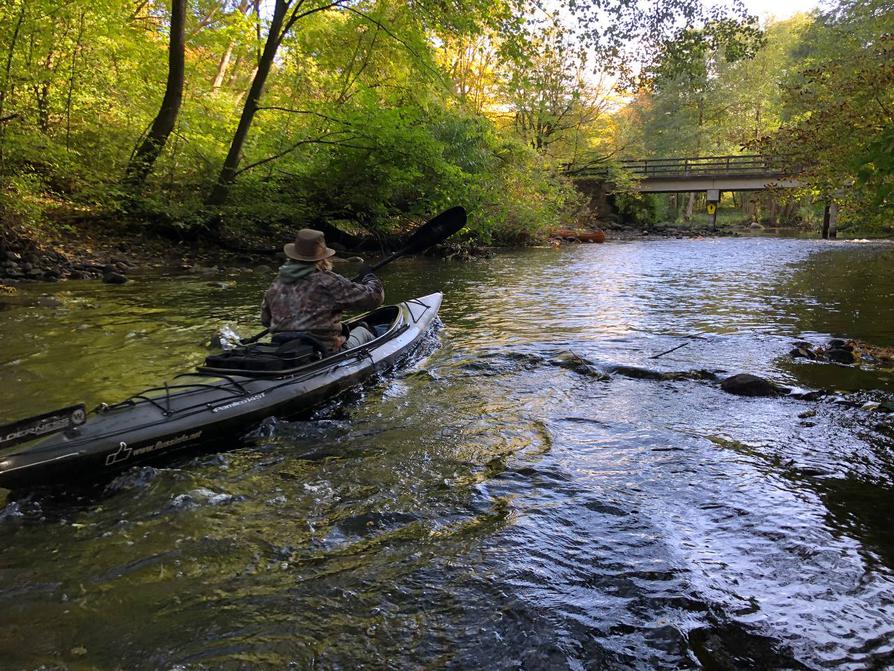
1,239,893,669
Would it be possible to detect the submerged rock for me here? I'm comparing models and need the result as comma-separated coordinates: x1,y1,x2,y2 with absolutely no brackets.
552,351,611,380
36,295,61,308
720,373,785,397
789,338,859,365
826,348,855,364
103,271,128,285
790,344,818,360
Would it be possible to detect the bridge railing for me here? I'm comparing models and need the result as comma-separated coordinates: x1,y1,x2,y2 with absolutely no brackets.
574,155,787,179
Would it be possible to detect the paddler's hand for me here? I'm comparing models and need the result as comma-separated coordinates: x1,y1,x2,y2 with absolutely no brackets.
356,263,376,282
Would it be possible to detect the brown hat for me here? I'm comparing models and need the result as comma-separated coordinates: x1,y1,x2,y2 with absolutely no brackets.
284,229,337,262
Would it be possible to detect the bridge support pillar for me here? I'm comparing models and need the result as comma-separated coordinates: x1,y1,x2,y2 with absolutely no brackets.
707,189,720,232
822,202,838,239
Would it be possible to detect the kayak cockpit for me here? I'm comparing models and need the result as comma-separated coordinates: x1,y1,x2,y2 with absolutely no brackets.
198,304,403,378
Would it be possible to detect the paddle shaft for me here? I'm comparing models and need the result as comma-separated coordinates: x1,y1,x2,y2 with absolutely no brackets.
350,247,406,282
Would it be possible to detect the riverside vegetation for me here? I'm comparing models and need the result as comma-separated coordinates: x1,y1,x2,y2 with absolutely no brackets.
0,0,891,283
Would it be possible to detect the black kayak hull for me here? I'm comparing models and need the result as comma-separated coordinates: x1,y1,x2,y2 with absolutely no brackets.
0,293,442,490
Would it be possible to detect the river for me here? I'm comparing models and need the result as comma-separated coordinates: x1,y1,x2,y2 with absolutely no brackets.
1,237,893,669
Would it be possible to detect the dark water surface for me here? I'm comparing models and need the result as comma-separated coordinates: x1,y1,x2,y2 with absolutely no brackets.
1,238,893,670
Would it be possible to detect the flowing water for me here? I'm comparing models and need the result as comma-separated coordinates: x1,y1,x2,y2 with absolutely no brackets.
1,238,893,670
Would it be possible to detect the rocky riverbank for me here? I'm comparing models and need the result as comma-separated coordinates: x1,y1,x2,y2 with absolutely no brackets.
0,220,277,290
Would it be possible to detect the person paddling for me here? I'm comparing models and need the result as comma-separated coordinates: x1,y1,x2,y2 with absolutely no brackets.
261,229,383,354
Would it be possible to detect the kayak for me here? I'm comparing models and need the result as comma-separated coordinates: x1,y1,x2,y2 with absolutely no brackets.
0,292,443,490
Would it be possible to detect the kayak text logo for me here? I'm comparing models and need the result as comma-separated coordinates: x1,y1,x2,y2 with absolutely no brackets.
211,393,265,413
105,441,132,466
104,431,203,467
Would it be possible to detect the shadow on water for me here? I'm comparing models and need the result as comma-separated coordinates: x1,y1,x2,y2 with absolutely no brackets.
2,239,894,669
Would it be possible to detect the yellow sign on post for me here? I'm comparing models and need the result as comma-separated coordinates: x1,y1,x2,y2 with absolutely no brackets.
706,203,717,215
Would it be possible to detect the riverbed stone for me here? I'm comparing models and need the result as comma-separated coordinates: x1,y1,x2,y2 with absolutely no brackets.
37,295,62,308
826,348,855,364
103,272,128,285
720,373,783,397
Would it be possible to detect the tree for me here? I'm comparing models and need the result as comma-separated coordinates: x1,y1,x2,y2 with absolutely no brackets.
124,0,187,189
206,0,349,207
566,0,760,90
501,20,611,165
753,0,894,231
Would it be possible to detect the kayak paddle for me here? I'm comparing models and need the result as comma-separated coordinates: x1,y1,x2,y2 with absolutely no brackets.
352,205,467,280
239,206,467,345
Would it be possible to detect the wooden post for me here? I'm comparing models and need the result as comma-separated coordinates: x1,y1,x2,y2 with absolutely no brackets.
707,189,720,232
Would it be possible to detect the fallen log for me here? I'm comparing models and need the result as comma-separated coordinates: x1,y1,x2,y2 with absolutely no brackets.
551,228,605,243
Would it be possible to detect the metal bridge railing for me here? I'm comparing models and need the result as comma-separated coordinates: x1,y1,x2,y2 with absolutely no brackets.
575,155,788,180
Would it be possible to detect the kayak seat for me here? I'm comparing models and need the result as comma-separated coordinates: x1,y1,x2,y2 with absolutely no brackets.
204,351,286,372
202,339,322,374
271,331,328,357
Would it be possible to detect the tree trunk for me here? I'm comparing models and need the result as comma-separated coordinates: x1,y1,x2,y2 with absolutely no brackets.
211,0,250,91
124,0,186,188
206,1,288,207
34,49,54,133
212,42,233,90
227,55,242,86
0,0,27,173
684,192,695,222
65,11,86,150
828,202,838,239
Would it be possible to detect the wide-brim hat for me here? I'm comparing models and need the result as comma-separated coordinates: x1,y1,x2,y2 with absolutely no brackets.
284,228,337,262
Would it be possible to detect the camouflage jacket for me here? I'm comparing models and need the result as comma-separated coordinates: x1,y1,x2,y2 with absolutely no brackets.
260,263,384,354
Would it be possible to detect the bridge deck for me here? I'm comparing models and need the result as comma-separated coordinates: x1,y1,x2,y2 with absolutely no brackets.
574,155,799,192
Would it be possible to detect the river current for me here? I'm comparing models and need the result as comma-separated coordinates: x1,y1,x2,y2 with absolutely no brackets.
1,238,893,669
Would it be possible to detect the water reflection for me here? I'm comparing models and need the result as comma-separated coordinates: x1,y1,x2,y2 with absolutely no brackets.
1,238,894,669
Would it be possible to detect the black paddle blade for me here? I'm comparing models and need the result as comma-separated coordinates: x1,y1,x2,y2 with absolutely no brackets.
402,206,467,254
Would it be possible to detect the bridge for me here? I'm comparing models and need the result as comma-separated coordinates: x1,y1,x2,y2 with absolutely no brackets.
574,155,799,193
572,154,832,234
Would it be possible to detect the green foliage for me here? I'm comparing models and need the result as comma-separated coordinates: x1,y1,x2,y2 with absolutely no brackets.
567,0,760,90
614,193,662,226
0,0,797,246
752,1,894,231
615,5,893,236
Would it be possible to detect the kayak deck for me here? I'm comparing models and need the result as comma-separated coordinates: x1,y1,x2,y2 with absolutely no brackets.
0,293,442,490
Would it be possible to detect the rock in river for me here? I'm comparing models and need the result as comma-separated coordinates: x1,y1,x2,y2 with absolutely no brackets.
720,373,785,397
825,348,855,364
103,271,128,285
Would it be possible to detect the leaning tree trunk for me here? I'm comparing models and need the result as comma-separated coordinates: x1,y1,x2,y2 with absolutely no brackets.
124,0,186,189
211,0,250,90
206,1,288,207
211,43,233,90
